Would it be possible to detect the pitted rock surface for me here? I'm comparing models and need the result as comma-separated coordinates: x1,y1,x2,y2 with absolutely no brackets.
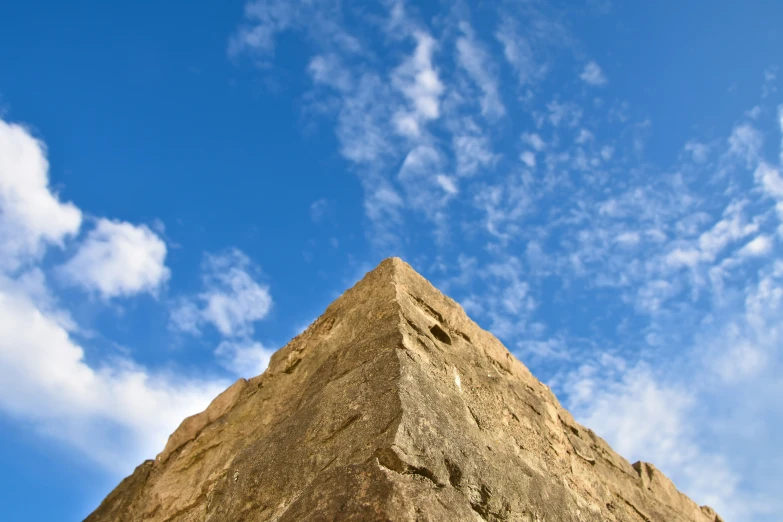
86,258,723,522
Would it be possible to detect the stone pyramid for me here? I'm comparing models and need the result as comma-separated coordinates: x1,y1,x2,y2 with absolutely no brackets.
86,258,722,522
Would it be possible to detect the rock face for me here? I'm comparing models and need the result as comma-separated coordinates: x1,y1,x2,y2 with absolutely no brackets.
86,258,723,522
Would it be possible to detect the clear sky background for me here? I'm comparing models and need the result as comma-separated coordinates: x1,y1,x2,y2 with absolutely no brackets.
0,1,781,520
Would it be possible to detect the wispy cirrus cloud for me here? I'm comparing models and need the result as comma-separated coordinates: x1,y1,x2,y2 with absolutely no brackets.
455,21,505,120
229,2,783,517
579,60,607,86
171,249,272,338
391,31,445,138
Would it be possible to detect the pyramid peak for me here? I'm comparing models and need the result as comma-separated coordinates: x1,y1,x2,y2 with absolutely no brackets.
87,260,722,522
365,256,421,284
378,255,407,267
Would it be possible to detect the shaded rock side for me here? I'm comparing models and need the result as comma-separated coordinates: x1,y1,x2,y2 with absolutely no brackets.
85,258,723,522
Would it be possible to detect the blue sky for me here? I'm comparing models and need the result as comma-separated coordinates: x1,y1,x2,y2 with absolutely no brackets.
0,0,781,520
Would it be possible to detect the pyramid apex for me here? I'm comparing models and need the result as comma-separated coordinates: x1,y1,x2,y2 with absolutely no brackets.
372,256,414,277
351,256,430,295
379,256,406,265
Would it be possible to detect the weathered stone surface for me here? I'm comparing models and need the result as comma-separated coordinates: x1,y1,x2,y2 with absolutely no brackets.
86,258,723,522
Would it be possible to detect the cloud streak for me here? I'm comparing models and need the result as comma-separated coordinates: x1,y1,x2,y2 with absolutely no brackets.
171,249,272,338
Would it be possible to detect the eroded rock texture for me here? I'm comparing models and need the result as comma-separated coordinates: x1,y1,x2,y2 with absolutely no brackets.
86,258,723,522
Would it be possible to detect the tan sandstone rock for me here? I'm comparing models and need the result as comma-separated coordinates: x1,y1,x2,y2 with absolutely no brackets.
85,258,723,522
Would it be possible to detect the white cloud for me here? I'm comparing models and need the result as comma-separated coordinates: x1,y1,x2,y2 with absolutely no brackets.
398,144,440,177
495,19,538,86
392,113,419,138
171,250,272,338
664,201,761,271
0,119,82,271
575,129,593,144
517,337,571,360
579,60,607,86
0,275,226,471
665,247,701,268
615,231,640,246
520,151,536,168
646,228,667,242
307,50,404,242
224,6,783,517
779,105,783,165
0,117,230,474
391,31,444,137
435,174,458,195
364,181,404,234
739,235,773,258
227,0,296,59
712,339,767,383
308,53,353,92
684,140,710,163
60,219,169,299
522,132,546,151
566,364,693,462
335,73,394,164
745,105,762,120
453,134,499,177
728,123,763,167
693,266,783,517
169,299,201,336
200,254,271,336
563,363,742,517
755,162,783,200
230,0,362,67
558,241,783,520
397,146,456,236
762,66,778,99
546,100,582,127
215,339,274,378
456,22,505,119
473,179,533,241
635,279,676,313
462,257,536,339
251,2,398,240
697,202,759,261
310,198,329,222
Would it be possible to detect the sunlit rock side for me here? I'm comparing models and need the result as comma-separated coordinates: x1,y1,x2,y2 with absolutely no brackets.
86,258,723,522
